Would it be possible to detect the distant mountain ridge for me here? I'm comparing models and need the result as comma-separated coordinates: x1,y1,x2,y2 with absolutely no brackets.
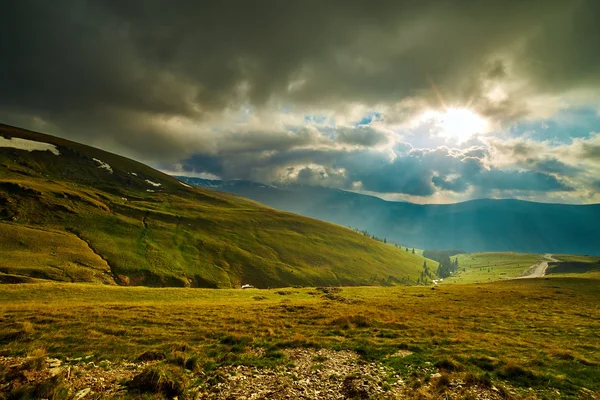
176,176,600,255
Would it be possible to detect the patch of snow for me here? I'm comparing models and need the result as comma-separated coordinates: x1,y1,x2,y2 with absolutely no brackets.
179,181,192,188
145,179,162,187
241,284,254,289
146,189,155,193
0,137,60,155
121,197,127,202
92,158,113,173
131,172,137,176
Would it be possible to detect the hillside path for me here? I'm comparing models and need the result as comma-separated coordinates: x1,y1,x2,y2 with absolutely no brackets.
515,254,559,279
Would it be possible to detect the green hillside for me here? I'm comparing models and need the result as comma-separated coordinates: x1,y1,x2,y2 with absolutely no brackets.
441,252,541,284
0,123,434,287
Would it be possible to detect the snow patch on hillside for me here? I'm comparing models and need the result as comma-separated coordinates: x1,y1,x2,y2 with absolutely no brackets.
92,158,113,173
179,181,192,188
145,179,161,187
0,137,60,155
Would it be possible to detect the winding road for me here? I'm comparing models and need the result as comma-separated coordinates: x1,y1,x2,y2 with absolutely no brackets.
514,254,559,279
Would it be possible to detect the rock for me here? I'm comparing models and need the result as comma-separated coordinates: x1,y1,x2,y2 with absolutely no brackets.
431,373,442,379
74,388,91,399
49,367,65,377
46,358,62,368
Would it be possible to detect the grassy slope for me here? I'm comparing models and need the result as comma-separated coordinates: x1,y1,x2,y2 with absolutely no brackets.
548,254,600,279
1,277,599,398
0,224,113,284
441,252,541,284
0,123,433,287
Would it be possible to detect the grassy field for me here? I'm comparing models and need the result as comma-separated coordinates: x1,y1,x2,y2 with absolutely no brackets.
1,277,599,399
548,254,600,279
0,123,434,288
441,252,542,284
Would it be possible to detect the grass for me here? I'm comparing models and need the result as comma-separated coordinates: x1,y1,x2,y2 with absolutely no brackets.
441,252,541,284
0,224,113,284
0,123,434,287
1,277,599,398
548,254,600,279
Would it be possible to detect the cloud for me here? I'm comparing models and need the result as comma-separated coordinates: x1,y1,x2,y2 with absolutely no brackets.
432,175,469,193
2,0,600,203
175,128,579,198
3,1,600,136
532,159,582,177
336,125,391,147
473,170,573,192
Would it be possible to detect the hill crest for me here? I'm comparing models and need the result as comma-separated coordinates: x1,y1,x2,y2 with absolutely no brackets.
0,123,431,287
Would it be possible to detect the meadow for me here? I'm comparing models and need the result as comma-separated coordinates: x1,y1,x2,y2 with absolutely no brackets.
1,276,599,399
441,252,542,284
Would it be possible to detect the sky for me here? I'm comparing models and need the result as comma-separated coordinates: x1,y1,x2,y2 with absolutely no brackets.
1,0,600,204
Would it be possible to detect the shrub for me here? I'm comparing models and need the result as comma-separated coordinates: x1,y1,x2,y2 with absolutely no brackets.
169,342,190,352
465,371,492,388
22,348,47,371
469,356,497,371
7,375,66,400
167,351,187,367
184,355,203,372
128,364,189,397
136,350,166,362
432,373,451,392
497,362,537,386
434,357,463,372
330,315,371,329
219,335,251,346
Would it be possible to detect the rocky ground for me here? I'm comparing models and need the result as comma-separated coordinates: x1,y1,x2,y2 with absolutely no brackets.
0,349,586,399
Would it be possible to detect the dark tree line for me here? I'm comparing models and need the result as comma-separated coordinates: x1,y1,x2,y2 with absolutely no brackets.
417,260,436,284
423,249,465,278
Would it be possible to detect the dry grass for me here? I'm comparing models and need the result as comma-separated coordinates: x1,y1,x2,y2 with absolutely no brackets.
1,275,599,398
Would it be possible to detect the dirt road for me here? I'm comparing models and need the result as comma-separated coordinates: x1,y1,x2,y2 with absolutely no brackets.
514,254,559,279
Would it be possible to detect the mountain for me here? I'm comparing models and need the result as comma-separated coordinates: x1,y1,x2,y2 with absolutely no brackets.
176,177,600,255
0,123,433,287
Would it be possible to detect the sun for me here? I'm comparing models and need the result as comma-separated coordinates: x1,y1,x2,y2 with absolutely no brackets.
426,107,488,143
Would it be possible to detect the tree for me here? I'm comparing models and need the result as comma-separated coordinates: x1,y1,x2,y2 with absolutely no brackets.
423,261,427,269
412,248,415,254
383,238,387,244
406,247,409,252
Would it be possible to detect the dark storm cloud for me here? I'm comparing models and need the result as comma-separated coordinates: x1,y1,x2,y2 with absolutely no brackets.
336,126,390,147
3,1,600,136
532,159,582,177
178,140,574,196
2,0,599,200
581,142,600,160
474,170,574,192
432,175,469,193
